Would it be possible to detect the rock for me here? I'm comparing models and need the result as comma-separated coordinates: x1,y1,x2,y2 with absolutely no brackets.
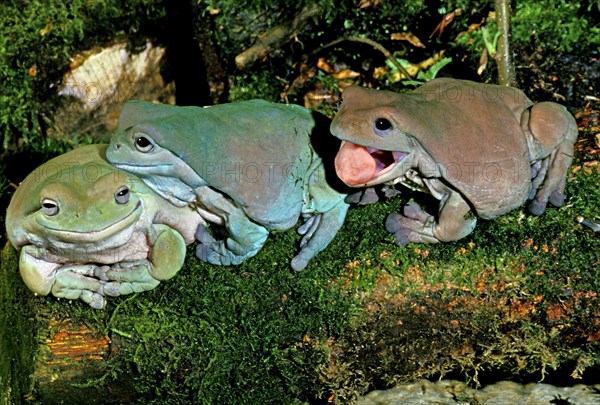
357,379,600,405
48,41,175,140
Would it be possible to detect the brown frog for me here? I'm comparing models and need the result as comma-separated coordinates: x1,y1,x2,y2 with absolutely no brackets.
331,78,577,245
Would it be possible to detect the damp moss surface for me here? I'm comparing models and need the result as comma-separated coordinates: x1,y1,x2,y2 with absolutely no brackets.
1,124,596,404
0,244,39,404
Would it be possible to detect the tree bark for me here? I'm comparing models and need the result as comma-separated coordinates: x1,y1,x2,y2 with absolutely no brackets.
495,0,516,86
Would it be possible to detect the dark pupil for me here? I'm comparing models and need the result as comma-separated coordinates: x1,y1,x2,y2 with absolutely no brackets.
375,118,392,131
117,189,128,196
136,137,151,148
43,203,55,208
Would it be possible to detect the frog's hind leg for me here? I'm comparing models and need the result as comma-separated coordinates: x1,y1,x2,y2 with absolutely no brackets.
193,186,270,266
524,102,577,216
195,213,269,266
528,143,571,215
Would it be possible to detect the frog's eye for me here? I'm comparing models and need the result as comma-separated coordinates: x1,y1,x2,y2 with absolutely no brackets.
134,135,154,153
114,186,130,205
374,118,393,137
41,199,59,216
336,96,343,111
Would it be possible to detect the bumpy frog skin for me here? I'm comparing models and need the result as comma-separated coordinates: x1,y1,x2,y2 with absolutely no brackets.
5,144,204,309
332,78,577,246
107,100,348,270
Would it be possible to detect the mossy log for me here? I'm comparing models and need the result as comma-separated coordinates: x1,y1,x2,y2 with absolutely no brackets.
2,193,599,403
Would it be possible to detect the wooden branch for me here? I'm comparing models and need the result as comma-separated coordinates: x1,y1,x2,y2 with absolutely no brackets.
235,4,321,70
316,36,413,79
346,36,413,79
495,0,516,86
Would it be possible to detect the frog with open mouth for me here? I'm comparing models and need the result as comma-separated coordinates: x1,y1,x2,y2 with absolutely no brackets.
332,78,577,245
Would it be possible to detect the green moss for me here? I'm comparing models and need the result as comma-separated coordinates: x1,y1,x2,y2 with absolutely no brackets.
0,0,166,151
513,0,600,51
100,246,355,402
0,244,38,404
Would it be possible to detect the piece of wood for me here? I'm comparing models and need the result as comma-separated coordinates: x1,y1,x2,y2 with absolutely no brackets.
235,4,321,70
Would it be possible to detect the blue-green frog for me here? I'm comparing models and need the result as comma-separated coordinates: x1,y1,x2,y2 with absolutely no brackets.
331,78,577,246
107,100,348,270
5,144,204,309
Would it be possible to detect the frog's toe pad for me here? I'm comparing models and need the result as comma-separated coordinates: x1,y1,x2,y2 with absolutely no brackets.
549,190,564,207
528,200,547,216
385,212,404,233
291,256,308,271
85,292,106,310
196,243,233,266
403,201,432,222
77,290,106,309
392,228,411,247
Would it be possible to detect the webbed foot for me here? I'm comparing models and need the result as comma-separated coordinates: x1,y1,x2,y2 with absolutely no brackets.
96,260,161,297
195,224,269,266
292,202,348,271
385,189,477,246
52,265,108,309
385,202,438,246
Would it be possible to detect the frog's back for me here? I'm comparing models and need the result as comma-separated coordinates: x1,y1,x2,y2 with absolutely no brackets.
403,79,534,217
128,100,316,228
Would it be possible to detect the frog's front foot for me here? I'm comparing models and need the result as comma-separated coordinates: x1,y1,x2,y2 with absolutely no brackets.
292,214,323,271
385,201,438,246
345,187,380,205
52,265,109,309
96,260,161,298
195,224,268,266
297,214,321,245
53,261,163,309
292,202,348,271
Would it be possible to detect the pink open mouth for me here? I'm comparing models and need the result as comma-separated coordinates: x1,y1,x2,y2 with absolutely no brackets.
335,142,407,186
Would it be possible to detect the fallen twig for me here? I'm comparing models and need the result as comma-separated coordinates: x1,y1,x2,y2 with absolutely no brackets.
576,216,600,232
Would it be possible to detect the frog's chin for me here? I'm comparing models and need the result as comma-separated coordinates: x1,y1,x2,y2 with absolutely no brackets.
335,141,408,187
36,200,143,244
